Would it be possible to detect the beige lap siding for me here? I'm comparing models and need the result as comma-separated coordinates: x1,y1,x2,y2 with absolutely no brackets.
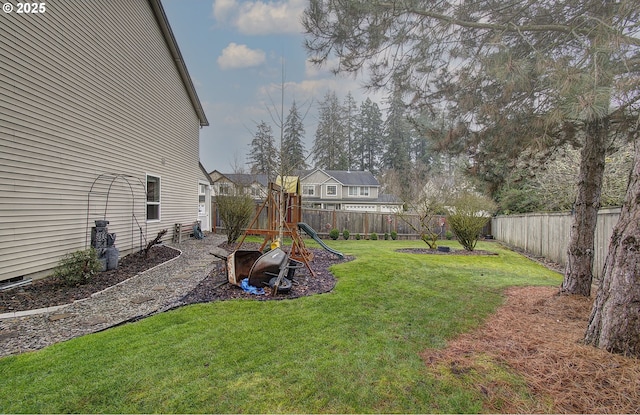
0,0,206,282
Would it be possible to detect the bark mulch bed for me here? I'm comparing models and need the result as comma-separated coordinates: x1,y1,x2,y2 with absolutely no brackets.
0,245,180,313
421,285,640,413
180,242,346,304
0,243,346,313
396,247,498,256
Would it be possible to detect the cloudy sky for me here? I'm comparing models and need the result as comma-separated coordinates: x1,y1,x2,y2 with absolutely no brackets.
162,0,382,173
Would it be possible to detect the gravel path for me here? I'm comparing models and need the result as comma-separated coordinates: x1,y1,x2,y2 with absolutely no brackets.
0,235,227,358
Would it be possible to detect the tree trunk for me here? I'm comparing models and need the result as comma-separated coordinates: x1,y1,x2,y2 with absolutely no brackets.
560,118,608,296
584,135,640,357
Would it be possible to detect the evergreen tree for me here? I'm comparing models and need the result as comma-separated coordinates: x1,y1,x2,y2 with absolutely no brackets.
247,121,277,177
282,101,307,173
382,91,413,198
342,92,358,169
312,90,348,169
410,109,450,172
354,98,384,173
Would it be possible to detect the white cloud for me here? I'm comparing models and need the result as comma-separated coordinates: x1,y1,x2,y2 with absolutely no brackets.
304,57,343,78
217,42,266,70
236,0,304,35
212,0,237,21
212,0,305,35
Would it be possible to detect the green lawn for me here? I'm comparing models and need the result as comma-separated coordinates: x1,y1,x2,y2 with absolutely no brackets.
0,239,562,413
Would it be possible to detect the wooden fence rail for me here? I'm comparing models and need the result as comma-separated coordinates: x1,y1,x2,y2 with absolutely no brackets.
491,208,621,278
212,203,446,239
212,201,620,278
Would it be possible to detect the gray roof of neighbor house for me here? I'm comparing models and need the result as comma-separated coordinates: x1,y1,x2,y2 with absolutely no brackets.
149,0,208,127
216,173,269,187
300,169,380,186
327,170,379,186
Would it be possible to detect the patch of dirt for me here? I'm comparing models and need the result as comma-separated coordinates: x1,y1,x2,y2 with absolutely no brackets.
397,247,498,256
180,242,347,303
421,286,640,413
0,245,180,313
0,243,347,313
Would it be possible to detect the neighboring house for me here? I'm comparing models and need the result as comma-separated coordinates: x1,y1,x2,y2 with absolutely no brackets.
0,0,210,284
209,171,269,200
300,169,403,213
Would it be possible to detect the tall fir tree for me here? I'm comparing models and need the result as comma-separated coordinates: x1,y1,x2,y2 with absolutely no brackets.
247,121,277,177
342,92,358,169
312,90,348,170
382,91,413,198
354,97,384,173
410,109,457,176
282,101,307,173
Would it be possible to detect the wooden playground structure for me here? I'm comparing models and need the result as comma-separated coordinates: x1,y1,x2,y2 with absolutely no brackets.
235,176,316,276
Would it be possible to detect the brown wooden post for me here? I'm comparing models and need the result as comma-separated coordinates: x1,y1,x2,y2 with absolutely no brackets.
364,212,369,237
211,201,217,233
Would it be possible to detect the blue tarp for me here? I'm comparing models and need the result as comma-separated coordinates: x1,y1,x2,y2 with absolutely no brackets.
241,278,265,295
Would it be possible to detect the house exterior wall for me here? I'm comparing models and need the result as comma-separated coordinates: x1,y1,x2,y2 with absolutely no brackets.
300,169,392,211
301,170,330,198
321,178,342,199
209,172,268,200
0,1,205,282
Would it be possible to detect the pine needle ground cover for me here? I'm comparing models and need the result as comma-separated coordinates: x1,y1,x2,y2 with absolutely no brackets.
0,240,562,413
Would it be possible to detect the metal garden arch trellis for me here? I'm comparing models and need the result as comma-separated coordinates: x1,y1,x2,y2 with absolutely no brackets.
85,173,147,252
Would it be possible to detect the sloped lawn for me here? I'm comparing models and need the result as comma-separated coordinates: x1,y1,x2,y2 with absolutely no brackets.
0,240,562,413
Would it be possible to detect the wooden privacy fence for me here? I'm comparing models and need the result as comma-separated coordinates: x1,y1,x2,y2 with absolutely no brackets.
212,203,448,239
491,208,621,278
300,208,439,238
212,200,619,277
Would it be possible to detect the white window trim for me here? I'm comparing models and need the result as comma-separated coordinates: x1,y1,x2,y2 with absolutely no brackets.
198,180,209,217
326,184,338,197
146,173,161,222
198,182,208,196
218,183,230,196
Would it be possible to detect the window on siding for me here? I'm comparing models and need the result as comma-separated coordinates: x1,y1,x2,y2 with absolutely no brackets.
198,183,207,215
348,186,358,196
218,183,230,195
326,185,337,196
146,175,161,221
360,187,369,196
303,185,315,196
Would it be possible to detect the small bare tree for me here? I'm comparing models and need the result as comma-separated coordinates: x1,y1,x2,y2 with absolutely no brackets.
217,194,255,244
397,179,450,249
447,192,497,251
143,229,167,259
